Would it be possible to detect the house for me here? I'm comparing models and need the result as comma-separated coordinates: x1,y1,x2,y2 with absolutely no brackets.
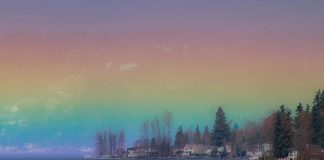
181,145,193,157
276,149,298,160
99,155,111,159
173,148,184,157
83,155,96,159
247,147,263,160
262,143,272,156
262,143,272,152
287,149,298,160
181,144,213,156
216,144,232,154
116,148,127,158
247,143,272,160
127,146,147,158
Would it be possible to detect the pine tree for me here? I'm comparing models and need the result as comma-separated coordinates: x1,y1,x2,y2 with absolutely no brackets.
311,90,322,146
320,90,324,147
202,126,210,145
174,126,185,148
295,103,303,129
194,125,201,144
313,90,324,148
296,103,303,114
273,105,293,158
282,109,293,156
306,104,310,113
294,103,312,151
212,106,231,147
273,111,284,158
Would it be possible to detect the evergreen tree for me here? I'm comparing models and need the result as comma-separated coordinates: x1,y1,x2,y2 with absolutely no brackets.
283,109,293,156
295,103,303,129
306,104,310,113
174,126,185,148
202,126,211,145
212,106,231,147
294,103,312,151
296,103,303,114
311,90,322,146
273,105,293,158
273,111,284,158
194,125,201,144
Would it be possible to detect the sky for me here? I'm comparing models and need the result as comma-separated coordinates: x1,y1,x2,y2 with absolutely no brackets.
0,0,324,156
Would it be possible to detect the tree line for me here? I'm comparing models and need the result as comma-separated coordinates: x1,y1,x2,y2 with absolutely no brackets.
94,89,324,159
135,106,232,157
232,89,324,158
272,89,324,158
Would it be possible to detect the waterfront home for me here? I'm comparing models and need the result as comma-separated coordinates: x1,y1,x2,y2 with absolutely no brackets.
216,144,232,154
127,146,147,158
247,148,263,160
83,155,96,159
287,149,298,160
181,144,213,156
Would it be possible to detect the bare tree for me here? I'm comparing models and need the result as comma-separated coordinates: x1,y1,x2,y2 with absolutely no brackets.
163,111,173,144
154,116,161,144
95,131,104,157
162,111,173,157
95,129,126,158
151,119,157,141
109,132,117,157
141,120,150,151
150,116,162,157
112,133,117,156
117,130,125,157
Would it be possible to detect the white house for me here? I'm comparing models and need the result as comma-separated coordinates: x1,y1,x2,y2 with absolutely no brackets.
262,143,272,152
83,155,96,159
182,144,213,156
127,146,146,158
276,149,298,160
216,144,232,154
99,155,111,159
247,148,263,160
287,150,298,160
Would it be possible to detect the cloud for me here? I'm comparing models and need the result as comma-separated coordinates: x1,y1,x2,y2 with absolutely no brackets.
155,44,172,52
55,90,71,98
106,62,114,70
120,63,138,71
5,120,17,125
10,105,19,113
2,118,27,127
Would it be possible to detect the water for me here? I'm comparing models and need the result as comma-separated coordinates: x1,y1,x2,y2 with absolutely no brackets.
0,158,249,160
